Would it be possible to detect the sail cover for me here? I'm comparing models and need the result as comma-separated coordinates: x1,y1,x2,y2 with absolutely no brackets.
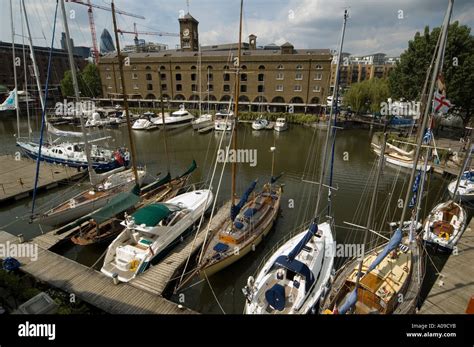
231,179,258,221
265,284,286,311
337,288,358,314
131,203,171,227
274,255,315,292
287,222,318,262
367,228,403,273
46,121,83,138
140,172,171,194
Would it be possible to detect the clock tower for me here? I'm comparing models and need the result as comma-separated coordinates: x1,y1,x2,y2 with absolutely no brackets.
179,13,199,51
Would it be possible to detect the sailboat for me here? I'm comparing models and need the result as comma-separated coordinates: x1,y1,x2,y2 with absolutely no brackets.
252,115,269,131
322,0,455,314
0,89,17,114
197,0,283,278
100,189,213,282
242,9,348,314
447,170,474,201
371,142,431,171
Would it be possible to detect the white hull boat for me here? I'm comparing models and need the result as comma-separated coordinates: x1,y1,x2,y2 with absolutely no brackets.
252,116,269,131
192,114,213,130
155,109,194,129
274,118,288,132
447,170,474,202
371,143,431,172
244,222,335,314
422,200,467,252
214,111,234,131
132,112,160,130
101,189,213,282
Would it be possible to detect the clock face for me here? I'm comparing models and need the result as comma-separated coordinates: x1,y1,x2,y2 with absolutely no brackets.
183,29,190,37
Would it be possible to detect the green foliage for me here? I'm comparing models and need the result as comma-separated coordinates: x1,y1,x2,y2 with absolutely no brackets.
61,63,103,98
389,21,474,124
343,78,390,114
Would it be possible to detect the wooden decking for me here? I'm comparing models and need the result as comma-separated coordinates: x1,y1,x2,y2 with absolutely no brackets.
130,200,232,295
0,230,196,314
0,155,85,204
419,219,474,314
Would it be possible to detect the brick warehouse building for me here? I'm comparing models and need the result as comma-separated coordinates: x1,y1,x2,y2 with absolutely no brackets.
98,12,333,113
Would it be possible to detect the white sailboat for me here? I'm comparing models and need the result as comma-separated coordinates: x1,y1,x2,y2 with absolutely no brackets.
371,142,431,171
101,189,213,282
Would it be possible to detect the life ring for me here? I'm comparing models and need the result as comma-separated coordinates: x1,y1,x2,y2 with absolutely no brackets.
129,259,140,271
247,276,255,288
439,232,450,241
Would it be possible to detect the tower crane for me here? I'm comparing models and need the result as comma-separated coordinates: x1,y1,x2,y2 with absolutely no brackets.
117,23,179,52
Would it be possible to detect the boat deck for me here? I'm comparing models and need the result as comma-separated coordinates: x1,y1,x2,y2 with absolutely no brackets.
0,230,196,314
0,154,85,204
419,218,474,314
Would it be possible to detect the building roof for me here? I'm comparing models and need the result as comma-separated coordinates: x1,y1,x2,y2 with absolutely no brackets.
281,42,294,47
179,12,199,23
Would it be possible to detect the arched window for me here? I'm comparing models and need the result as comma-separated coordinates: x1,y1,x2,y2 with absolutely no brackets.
175,94,185,100
290,96,304,104
238,95,250,102
159,66,166,70
220,95,231,102
277,64,284,70
207,65,213,70
296,64,303,70
223,65,229,70
175,66,181,70
191,65,197,70
145,66,152,70
241,65,247,70
310,97,320,104
258,65,265,70
272,96,285,103
315,64,323,70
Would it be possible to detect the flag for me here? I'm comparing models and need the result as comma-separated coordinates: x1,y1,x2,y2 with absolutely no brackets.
433,90,452,114
423,128,432,144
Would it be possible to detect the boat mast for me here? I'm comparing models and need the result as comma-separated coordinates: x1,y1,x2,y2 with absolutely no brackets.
198,44,202,116
59,0,95,183
398,0,454,230
231,0,243,206
111,0,140,184
10,0,20,138
21,0,44,111
312,9,347,220
158,74,170,174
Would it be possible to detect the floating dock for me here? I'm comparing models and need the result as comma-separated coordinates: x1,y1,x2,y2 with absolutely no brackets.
0,155,86,204
0,230,196,314
419,219,474,314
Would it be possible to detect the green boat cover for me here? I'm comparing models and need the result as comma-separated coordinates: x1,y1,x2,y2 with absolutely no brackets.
178,159,197,179
140,172,171,194
54,185,140,234
132,203,171,227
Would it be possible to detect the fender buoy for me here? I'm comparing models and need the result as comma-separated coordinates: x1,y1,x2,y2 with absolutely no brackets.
247,276,255,288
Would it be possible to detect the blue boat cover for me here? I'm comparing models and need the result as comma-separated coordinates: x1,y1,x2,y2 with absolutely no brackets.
213,242,229,253
274,255,315,292
367,228,403,272
243,208,257,219
338,288,358,314
265,284,286,311
287,223,318,262
270,173,283,184
230,180,258,221
462,170,474,181
234,221,244,229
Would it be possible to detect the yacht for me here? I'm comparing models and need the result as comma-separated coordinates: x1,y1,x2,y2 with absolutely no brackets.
214,110,234,131
154,108,194,128
274,118,288,132
192,113,214,130
252,116,269,131
132,112,160,130
447,170,474,202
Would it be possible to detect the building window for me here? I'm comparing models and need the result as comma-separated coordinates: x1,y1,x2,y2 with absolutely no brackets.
107,85,112,89
241,65,247,70
294,85,302,92
106,74,111,80
175,66,181,70
191,73,197,81
258,85,264,93
191,84,197,92
207,84,214,92
296,64,303,70
176,84,182,91
276,72,284,80
106,66,111,71
132,73,138,80
295,73,303,80
240,85,247,93
132,66,137,71
160,65,166,70
176,73,182,81
146,73,152,81
191,65,197,70
315,64,323,70
208,73,213,81
241,74,247,82
133,84,139,90
258,65,265,70
277,64,284,70
160,73,166,81
223,73,230,81
313,85,321,92
147,84,153,91
314,73,322,80
223,65,229,70
276,85,283,92
146,66,151,70
258,73,264,82
223,84,230,92
161,84,167,91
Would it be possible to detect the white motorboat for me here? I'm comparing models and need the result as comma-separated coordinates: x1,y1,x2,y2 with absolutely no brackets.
33,168,146,227
371,142,431,171
447,170,474,202
101,189,213,282
214,110,234,131
252,116,269,131
132,112,159,130
274,118,288,132
244,222,335,314
155,108,194,128
192,113,213,130
422,200,467,252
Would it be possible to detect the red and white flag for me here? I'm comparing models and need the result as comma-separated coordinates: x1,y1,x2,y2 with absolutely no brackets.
433,90,452,114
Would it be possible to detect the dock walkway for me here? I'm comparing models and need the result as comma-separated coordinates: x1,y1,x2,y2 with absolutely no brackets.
419,219,474,314
0,155,85,204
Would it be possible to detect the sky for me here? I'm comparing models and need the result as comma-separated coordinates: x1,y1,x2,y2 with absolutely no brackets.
1,0,474,57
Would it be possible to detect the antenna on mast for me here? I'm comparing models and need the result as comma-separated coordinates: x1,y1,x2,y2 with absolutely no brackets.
186,0,190,13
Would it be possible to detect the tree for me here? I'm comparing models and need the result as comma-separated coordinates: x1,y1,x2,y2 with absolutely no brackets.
60,63,102,98
343,78,390,114
389,21,474,125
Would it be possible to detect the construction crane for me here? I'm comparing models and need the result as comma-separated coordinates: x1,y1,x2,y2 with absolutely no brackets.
117,23,179,52
66,0,145,63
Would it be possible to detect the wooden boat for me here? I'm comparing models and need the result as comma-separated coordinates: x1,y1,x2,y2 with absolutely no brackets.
422,200,467,252
199,183,282,277
371,142,430,171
